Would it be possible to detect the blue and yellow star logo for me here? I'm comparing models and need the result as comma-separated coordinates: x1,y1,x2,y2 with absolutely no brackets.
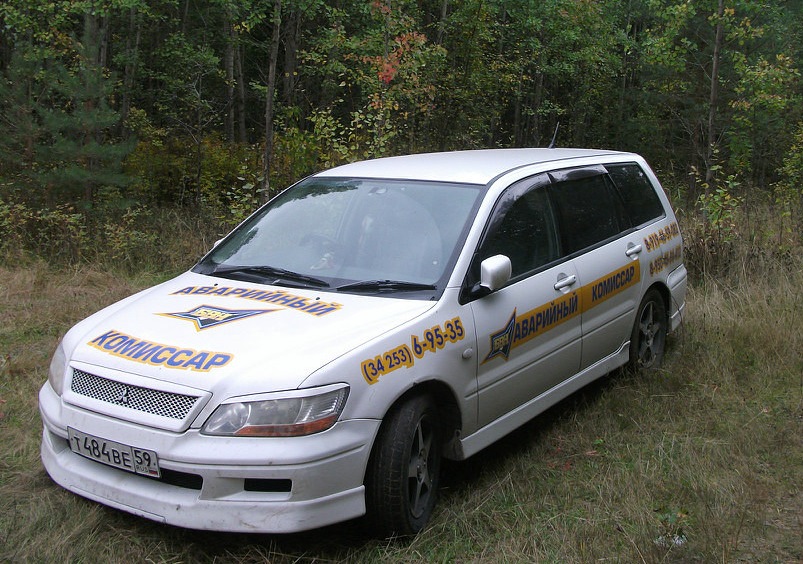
160,305,276,331
484,309,517,363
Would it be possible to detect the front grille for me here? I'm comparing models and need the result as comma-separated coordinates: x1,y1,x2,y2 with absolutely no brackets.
70,368,200,420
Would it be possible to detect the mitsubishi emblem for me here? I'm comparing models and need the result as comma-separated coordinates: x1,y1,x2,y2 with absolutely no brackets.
116,386,131,405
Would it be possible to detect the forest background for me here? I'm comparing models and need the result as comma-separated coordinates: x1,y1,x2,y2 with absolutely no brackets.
0,1,801,561
0,0,801,268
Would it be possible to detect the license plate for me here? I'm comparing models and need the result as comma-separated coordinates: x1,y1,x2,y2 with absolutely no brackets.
68,427,160,478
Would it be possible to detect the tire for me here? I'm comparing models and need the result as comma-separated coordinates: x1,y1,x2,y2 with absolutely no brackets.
365,394,442,537
629,288,668,371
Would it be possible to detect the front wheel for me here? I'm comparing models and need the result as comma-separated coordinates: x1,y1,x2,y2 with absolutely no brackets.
629,289,667,371
364,394,442,537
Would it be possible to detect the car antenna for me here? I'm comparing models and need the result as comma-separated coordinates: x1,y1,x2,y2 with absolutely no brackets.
547,122,560,148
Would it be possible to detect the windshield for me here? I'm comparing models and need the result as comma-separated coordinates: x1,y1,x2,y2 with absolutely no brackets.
194,177,484,297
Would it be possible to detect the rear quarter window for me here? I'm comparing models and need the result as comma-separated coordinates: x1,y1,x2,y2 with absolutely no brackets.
606,163,666,227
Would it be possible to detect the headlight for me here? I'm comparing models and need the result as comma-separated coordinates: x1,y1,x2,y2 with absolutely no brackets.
48,340,68,396
202,385,349,437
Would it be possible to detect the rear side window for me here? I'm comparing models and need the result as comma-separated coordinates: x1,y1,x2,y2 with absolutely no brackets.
606,163,666,227
548,170,624,255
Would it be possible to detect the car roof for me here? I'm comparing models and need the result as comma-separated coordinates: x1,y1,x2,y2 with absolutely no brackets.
314,148,630,185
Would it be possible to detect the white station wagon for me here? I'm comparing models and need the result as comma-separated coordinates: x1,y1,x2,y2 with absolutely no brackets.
40,149,687,536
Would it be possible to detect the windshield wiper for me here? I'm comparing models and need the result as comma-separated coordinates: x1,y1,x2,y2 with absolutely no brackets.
336,279,437,293
211,265,330,288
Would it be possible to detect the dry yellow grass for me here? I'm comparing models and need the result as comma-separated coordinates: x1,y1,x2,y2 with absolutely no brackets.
1,215,800,562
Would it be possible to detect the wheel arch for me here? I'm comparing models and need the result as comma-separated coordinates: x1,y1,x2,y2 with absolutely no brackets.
361,379,458,536
363,379,462,483
628,281,671,372
644,280,671,326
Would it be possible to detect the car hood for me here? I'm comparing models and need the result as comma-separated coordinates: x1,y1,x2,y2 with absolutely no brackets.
68,271,435,396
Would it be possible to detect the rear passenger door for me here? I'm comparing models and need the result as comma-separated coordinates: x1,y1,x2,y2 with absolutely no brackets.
547,166,643,369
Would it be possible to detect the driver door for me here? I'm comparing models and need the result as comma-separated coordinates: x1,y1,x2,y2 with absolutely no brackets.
466,174,582,427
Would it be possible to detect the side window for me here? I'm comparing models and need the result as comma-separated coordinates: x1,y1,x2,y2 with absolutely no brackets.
548,170,624,255
606,163,666,227
475,175,559,280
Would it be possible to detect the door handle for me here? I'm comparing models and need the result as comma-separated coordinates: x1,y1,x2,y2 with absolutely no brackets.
626,243,643,257
554,274,577,290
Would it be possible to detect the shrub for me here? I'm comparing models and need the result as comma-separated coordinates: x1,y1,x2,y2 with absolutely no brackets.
0,198,87,263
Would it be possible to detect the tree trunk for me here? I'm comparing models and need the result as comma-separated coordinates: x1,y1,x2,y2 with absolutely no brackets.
224,16,236,143
532,58,544,146
262,0,282,204
81,12,107,205
119,7,142,135
618,0,635,149
436,0,449,45
283,7,299,105
704,0,725,196
235,43,247,143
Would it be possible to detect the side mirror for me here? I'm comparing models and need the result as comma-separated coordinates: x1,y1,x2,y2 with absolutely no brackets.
480,254,512,292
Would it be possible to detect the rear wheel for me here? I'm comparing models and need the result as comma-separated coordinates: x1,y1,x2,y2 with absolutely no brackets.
365,394,441,537
629,289,667,371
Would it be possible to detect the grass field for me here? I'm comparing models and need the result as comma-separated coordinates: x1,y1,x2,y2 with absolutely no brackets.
1,240,801,561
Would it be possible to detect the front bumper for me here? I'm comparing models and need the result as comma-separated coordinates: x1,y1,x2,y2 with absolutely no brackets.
39,383,380,533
